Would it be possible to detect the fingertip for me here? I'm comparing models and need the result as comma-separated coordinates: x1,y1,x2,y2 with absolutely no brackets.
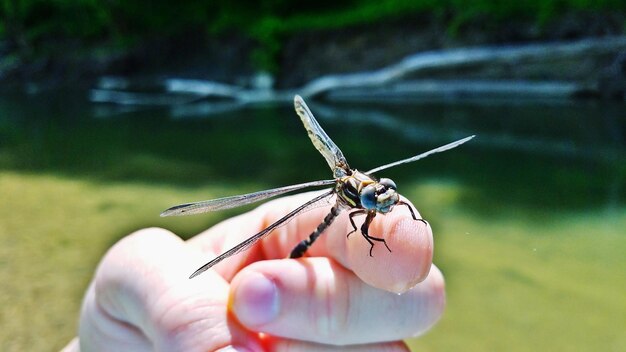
346,213,433,293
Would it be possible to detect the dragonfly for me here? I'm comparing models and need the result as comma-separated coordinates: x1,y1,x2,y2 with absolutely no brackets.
161,95,475,279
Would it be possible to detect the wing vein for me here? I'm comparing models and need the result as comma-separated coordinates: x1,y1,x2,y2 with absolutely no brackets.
161,179,335,216
366,135,475,174
189,189,336,278
294,95,349,177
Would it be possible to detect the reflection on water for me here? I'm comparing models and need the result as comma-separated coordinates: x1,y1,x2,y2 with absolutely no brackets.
0,91,624,351
2,92,623,211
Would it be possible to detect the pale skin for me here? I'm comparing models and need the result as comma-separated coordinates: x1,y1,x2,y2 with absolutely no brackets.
63,191,445,351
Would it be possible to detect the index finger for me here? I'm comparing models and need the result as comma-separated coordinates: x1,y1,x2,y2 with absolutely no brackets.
187,190,433,293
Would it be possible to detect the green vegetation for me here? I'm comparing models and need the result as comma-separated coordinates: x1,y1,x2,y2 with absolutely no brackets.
1,0,625,70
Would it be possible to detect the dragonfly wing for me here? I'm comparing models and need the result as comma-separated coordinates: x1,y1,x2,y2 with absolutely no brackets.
161,179,335,216
294,95,350,177
366,135,475,174
189,189,336,278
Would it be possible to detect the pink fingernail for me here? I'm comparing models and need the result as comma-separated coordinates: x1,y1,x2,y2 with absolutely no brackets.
233,273,279,327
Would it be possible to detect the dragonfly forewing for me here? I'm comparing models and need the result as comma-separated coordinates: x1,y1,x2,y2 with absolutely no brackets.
161,179,335,217
188,189,336,278
294,95,350,177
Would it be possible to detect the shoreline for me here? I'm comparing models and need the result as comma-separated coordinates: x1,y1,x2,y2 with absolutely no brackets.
2,11,625,104
89,37,626,108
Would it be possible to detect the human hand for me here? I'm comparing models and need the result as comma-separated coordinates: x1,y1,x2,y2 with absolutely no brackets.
63,191,445,351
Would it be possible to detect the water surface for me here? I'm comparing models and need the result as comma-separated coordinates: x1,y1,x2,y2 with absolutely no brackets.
0,91,624,351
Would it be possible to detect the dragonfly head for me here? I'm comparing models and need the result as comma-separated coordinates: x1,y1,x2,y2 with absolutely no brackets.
360,178,399,213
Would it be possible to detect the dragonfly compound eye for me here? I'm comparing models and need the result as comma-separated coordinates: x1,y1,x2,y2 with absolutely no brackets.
379,178,397,191
360,184,377,209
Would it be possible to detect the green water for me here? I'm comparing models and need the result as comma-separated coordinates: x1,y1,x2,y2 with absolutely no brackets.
0,91,624,351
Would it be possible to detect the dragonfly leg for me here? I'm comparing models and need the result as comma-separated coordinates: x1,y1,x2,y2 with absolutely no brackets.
360,212,392,256
397,201,428,226
290,206,341,258
347,209,368,238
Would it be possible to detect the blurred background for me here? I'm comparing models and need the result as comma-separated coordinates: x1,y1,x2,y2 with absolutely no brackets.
1,1,625,351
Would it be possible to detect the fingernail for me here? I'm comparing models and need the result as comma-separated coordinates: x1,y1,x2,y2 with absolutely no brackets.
233,273,279,327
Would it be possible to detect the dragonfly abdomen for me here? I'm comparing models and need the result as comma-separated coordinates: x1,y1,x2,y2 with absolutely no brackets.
289,204,342,258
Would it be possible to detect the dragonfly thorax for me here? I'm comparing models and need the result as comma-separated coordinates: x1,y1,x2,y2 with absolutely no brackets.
337,171,399,214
